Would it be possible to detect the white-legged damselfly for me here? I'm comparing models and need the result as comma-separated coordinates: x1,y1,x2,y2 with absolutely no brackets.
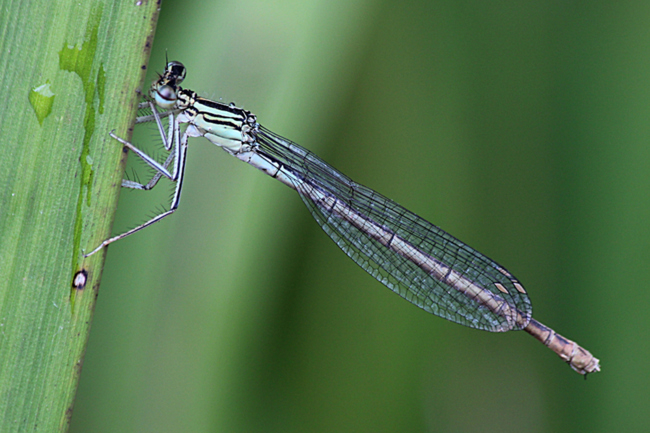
86,61,600,375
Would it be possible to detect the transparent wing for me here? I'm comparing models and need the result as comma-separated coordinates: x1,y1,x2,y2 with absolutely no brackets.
256,126,532,332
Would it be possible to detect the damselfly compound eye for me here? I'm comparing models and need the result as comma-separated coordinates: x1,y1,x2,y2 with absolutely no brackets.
166,61,186,84
152,84,177,109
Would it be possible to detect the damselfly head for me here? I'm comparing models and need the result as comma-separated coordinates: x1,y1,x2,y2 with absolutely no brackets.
149,61,187,109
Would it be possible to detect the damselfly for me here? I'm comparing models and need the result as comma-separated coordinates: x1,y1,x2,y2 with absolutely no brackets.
87,61,600,375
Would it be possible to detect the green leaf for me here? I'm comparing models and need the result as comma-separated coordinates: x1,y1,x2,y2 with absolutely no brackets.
0,1,160,430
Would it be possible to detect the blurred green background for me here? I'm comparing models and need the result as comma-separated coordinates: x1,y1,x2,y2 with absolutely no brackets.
71,1,650,432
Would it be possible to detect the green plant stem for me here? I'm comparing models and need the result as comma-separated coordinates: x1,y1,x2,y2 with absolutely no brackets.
0,0,160,430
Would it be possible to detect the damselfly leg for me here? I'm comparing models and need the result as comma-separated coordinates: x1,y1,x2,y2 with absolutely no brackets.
84,102,188,258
